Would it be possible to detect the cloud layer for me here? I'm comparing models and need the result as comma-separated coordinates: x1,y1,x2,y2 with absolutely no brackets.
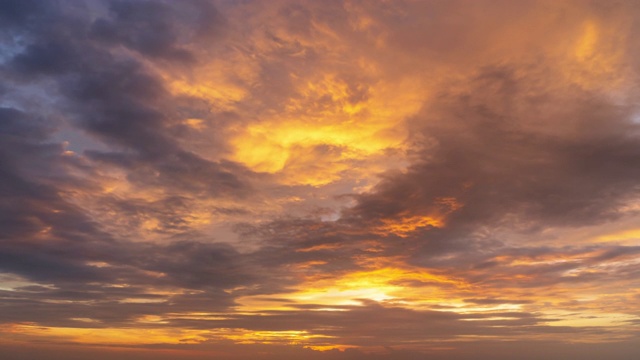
1,0,639,359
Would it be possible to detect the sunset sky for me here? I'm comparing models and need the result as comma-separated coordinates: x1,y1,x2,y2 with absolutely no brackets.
1,0,640,359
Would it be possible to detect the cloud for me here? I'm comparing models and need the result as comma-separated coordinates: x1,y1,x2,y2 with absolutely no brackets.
90,0,195,62
0,1,639,359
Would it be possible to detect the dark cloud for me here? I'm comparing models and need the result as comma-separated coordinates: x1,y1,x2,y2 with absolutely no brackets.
2,0,249,197
343,65,640,261
0,239,261,327
90,0,194,62
0,0,257,333
0,0,53,29
374,76,636,220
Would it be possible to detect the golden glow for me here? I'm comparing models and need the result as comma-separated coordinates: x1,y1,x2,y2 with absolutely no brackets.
0,323,208,345
163,55,254,112
296,243,344,252
376,215,444,237
169,79,247,109
376,198,463,236
306,344,358,351
229,74,425,185
565,19,627,91
223,330,333,345
291,260,328,270
184,118,206,130
596,228,640,245
544,311,639,328
575,21,598,61
237,265,465,310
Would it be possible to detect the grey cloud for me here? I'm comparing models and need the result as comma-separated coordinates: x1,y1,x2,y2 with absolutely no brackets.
3,0,251,199
156,301,595,348
90,0,194,62
344,65,640,258
0,239,261,326
0,98,254,333
0,3,254,317
141,241,256,290
464,298,534,305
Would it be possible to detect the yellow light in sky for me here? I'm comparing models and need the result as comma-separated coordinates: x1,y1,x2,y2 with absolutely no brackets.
575,21,598,61
237,266,465,310
596,228,640,245
229,74,425,185
376,215,444,237
544,310,639,329
223,330,333,345
374,198,463,237
0,323,207,345
232,120,400,173
291,267,464,307
567,19,626,91
184,118,206,130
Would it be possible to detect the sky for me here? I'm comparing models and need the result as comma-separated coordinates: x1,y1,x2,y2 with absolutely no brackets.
1,0,639,359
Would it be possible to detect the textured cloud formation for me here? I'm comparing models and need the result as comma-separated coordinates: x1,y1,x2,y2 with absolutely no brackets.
1,1,640,359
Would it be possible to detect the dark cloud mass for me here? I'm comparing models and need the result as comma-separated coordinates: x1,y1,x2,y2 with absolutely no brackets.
1,0,640,359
